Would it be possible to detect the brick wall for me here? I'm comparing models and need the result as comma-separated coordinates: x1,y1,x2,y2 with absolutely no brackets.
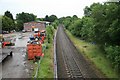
24,22,46,31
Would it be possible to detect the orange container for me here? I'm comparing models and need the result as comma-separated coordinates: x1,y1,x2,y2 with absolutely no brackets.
41,36,45,41
27,44,42,60
28,52,34,60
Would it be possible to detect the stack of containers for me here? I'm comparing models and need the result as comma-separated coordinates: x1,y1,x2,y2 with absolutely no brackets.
27,30,46,60
27,44,42,60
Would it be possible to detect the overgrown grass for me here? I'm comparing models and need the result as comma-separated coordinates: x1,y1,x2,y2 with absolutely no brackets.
37,43,54,78
36,26,54,78
66,30,119,78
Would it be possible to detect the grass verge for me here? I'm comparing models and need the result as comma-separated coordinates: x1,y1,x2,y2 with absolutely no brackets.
37,43,54,78
66,30,119,78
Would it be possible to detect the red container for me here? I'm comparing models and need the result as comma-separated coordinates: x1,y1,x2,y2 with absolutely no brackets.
28,53,34,60
41,36,45,41
27,44,42,60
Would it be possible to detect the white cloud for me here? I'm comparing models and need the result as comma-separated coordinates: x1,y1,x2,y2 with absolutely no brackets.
0,0,107,18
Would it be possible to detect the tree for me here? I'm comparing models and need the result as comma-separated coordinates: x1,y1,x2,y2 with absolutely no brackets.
16,20,24,31
36,18,44,21
80,17,94,41
49,15,57,22
70,19,83,37
44,15,57,22
0,16,2,33
3,11,15,31
2,16,14,31
44,15,49,21
84,6,91,17
73,15,78,18
63,17,71,29
16,12,36,23
4,11,14,20
16,12,37,30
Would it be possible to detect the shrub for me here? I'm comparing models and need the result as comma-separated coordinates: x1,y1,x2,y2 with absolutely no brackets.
105,45,120,72
46,25,54,43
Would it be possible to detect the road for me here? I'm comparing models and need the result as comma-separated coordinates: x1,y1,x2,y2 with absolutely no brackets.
1,32,34,78
56,25,98,78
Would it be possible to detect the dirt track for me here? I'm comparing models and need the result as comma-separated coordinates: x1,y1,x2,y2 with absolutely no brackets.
56,25,98,78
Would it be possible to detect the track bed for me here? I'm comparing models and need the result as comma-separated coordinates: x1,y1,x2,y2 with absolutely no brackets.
56,25,98,78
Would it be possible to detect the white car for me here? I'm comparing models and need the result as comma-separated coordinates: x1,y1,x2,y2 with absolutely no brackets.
22,30,26,33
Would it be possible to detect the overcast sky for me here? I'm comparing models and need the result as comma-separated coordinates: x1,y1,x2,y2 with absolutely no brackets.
0,0,107,18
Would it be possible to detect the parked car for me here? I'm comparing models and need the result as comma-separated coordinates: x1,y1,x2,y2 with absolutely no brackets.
2,31,9,34
22,30,26,33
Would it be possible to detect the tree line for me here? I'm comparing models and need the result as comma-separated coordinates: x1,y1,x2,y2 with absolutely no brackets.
53,2,120,72
2,11,58,32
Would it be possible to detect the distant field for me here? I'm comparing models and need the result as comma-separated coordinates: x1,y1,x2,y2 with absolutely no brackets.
66,30,119,78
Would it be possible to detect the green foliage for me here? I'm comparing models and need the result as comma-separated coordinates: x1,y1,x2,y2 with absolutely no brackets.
16,12,36,30
57,2,120,74
2,16,14,31
16,12,36,23
2,11,15,31
44,15,57,22
52,20,59,29
66,30,119,78
80,17,94,41
37,44,54,78
64,2,120,45
60,16,73,29
44,15,49,21
105,45,120,72
70,19,82,37
15,20,24,31
46,25,54,43
0,16,2,33
73,15,78,19
36,18,44,21
4,11,14,20
49,15,57,22
84,6,91,17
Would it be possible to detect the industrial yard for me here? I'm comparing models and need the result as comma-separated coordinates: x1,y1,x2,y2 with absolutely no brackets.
1,32,34,78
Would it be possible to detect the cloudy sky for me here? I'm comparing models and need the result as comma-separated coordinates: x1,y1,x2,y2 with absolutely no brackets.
0,0,107,18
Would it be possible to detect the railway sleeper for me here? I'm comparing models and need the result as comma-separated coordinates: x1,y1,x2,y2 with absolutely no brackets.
71,72,82,76
72,75,83,78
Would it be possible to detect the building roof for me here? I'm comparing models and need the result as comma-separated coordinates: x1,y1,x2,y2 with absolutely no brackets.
24,21,50,24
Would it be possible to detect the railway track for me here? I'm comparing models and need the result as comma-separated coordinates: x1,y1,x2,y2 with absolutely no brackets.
56,25,84,78
56,25,98,78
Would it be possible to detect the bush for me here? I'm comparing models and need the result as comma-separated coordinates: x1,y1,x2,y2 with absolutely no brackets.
52,20,59,29
69,19,83,37
105,45,120,72
46,25,54,43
